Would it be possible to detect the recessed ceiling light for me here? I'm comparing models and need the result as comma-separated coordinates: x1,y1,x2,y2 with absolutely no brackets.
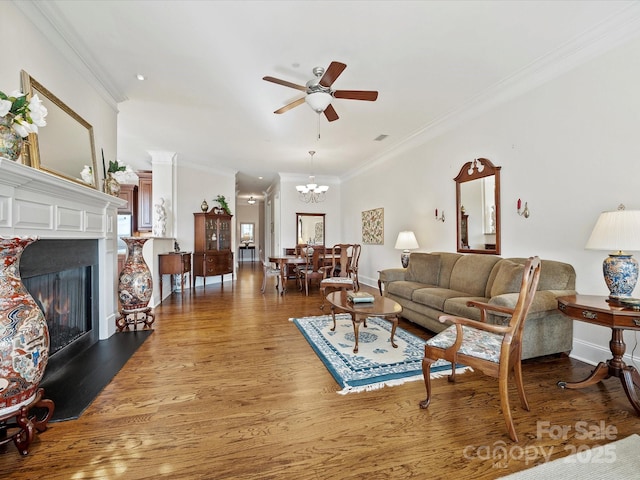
258,176,263,180
136,74,145,81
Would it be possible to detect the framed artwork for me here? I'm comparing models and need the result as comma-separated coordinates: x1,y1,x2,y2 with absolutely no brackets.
362,208,384,244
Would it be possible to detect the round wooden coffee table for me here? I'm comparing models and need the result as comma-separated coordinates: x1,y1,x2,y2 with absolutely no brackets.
325,290,403,353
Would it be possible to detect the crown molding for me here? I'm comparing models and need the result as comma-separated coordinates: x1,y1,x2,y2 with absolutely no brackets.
12,0,126,107
343,2,640,183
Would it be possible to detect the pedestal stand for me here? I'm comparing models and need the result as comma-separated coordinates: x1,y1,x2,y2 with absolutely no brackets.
116,307,155,332
0,388,54,456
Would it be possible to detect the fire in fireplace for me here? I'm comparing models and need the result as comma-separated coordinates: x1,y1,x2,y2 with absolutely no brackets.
23,266,92,356
19,239,99,375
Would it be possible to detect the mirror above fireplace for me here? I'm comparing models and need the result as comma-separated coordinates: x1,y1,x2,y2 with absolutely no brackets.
20,70,99,189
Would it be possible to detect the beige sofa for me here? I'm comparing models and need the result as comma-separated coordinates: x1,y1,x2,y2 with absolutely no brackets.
378,252,576,359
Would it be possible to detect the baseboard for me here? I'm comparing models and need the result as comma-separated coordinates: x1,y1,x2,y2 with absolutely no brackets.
570,338,640,369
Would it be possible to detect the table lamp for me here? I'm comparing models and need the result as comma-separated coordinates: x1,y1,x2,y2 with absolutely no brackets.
585,205,640,300
395,231,419,268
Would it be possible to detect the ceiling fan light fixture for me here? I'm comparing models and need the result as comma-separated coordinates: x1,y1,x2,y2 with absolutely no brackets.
305,92,332,112
247,196,256,205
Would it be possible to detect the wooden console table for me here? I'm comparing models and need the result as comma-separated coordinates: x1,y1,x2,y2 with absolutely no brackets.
239,244,255,262
158,252,191,297
557,294,640,415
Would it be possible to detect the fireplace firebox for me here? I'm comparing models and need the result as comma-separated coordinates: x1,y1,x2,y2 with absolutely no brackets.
20,239,99,376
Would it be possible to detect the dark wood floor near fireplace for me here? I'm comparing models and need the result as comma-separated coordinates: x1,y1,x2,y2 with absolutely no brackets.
39,330,152,422
2,264,640,479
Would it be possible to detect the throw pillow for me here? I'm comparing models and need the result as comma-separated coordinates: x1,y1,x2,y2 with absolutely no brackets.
490,260,525,297
405,253,441,285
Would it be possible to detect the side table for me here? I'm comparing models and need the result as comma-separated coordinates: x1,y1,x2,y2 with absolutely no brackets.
239,244,255,262
159,252,192,298
557,294,640,415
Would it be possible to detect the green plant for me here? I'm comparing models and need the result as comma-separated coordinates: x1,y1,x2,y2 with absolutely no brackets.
215,195,231,214
108,160,126,173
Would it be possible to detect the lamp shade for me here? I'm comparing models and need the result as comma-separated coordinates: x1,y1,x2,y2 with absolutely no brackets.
586,207,640,299
585,209,640,252
395,231,419,250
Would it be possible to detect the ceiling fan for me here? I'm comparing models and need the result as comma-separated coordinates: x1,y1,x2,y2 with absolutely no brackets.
263,61,378,122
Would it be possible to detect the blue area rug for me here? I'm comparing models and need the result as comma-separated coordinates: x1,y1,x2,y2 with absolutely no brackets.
291,314,468,394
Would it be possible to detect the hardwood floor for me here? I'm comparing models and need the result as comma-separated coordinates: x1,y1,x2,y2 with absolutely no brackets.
2,263,639,479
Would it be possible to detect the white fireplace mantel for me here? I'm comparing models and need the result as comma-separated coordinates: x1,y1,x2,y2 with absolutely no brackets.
0,158,125,339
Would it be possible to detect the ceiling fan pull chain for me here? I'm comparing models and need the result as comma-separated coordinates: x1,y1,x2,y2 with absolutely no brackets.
317,113,321,140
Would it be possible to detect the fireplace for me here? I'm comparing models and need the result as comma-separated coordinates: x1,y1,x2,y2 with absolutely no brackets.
1,159,122,353
20,239,100,376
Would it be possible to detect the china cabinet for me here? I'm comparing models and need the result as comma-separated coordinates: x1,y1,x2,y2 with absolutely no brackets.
193,211,234,287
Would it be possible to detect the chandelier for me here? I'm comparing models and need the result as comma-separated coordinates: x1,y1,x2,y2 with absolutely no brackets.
247,196,256,205
296,151,329,203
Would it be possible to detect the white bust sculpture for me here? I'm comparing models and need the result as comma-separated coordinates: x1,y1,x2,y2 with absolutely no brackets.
153,197,167,237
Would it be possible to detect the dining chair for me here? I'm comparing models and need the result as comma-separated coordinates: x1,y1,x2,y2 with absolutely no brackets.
419,256,541,442
298,247,325,296
259,247,280,293
347,244,361,290
320,244,356,309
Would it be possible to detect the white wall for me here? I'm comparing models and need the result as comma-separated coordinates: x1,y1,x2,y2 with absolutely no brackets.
343,34,640,364
1,2,118,178
174,162,236,286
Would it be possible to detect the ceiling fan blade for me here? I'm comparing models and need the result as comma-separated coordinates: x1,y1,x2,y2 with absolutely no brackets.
333,90,379,101
263,76,307,92
319,61,347,88
324,104,339,122
274,97,305,114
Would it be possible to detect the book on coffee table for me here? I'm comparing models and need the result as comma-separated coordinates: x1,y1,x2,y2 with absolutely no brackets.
347,291,375,303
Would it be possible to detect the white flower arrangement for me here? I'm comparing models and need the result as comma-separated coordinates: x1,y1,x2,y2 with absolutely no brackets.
108,160,139,185
0,89,48,137
80,165,93,184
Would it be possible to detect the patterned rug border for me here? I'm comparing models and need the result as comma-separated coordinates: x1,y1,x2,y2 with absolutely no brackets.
291,313,469,394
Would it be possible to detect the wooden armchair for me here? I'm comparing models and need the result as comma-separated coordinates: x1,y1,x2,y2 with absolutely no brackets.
320,244,357,309
419,256,541,442
347,243,361,290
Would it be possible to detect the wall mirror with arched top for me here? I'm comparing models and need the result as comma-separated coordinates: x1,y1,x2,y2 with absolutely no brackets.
296,213,325,246
455,158,501,254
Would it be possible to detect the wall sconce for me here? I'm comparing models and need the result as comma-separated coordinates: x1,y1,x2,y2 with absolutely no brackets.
435,209,445,222
517,199,530,218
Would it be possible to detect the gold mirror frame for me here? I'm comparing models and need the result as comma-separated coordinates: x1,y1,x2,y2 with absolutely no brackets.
21,71,98,189
296,213,325,246
455,158,501,255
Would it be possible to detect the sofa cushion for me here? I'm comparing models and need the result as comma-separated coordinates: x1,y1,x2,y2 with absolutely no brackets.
405,253,441,285
490,260,525,297
506,258,576,291
449,255,502,297
443,296,488,321
412,287,469,311
387,281,427,301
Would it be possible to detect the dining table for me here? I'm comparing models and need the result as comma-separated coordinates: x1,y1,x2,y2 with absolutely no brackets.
268,253,340,295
